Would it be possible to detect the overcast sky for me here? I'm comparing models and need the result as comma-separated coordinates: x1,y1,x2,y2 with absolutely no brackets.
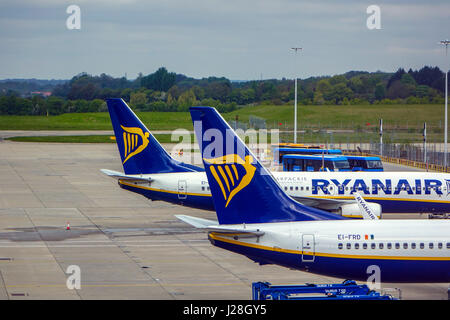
0,0,449,80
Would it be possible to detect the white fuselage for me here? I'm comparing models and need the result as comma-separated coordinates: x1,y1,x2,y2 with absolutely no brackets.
118,171,450,214
208,219,450,282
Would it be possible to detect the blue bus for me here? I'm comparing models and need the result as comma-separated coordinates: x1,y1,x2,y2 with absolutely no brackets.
346,156,383,171
274,147,343,164
282,154,351,172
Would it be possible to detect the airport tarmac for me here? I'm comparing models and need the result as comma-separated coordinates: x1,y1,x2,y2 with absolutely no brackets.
0,140,448,300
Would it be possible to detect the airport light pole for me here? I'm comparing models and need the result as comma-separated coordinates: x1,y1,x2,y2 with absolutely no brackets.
440,40,449,168
423,122,427,165
291,47,302,144
379,119,383,157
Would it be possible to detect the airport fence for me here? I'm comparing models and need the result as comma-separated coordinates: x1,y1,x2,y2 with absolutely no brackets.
270,121,450,172
341,142,450,173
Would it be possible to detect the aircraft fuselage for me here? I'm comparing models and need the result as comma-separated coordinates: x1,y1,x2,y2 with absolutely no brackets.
118,171,450,214
208,219,450,282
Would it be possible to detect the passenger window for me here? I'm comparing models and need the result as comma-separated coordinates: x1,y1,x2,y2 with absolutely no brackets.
411,243,416,249
395,243,400,249
202,187,205,191
387,243,392,249
301,186,304,191
403,243,408,249
429,243,434,249
306,187,309,191
363,243,367,249
379,243,384,249
354,243,359,249
290,186,293,191
284,187,288,191
295,186,298,191
420,243,425,249
371,243,376,249
438,243,443,249
338,243,343,249
346,243,351,249
447,242,450,249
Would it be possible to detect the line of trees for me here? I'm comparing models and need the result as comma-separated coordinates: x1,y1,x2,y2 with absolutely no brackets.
0,95,106,116
0,66,448,116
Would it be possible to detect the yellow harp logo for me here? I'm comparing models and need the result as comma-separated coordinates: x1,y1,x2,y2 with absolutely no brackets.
203,154,256,207
121,125,150,164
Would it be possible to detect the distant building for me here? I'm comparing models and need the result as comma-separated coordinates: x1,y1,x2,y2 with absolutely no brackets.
31,91,52,97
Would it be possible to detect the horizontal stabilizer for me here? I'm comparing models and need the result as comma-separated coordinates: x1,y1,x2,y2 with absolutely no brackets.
100,169,153,183
175,214,218,228
175,215,265,237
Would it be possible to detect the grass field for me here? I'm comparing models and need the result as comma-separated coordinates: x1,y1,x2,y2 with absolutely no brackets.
0,112,191,131
5,134,188,144
0,104,445,143
227,104,445,130
0,104,444,131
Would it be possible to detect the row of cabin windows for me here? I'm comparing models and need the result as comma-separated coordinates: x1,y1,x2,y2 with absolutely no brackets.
338,242,450,250
284,186,310,192
283,185,443,193
201,186,210,191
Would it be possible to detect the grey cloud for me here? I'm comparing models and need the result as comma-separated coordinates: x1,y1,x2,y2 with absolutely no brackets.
0,0,449,79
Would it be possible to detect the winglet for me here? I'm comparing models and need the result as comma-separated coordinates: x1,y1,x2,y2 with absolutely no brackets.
354,192,379,220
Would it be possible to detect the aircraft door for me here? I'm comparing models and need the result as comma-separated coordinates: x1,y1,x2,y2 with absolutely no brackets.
301,234,315,262
178,180,187,200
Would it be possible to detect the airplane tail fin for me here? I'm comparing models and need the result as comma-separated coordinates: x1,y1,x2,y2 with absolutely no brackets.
189,106,346,224
106,98,202,174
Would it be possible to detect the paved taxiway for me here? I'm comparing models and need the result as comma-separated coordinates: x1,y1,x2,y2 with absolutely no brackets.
0,140,448,299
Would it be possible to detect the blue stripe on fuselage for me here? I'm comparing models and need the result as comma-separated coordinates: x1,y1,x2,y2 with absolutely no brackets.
120,182,215,211
370,199,450,213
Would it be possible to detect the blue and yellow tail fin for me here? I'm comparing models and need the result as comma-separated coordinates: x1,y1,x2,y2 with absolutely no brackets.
189,106,346,224
106,98,203,174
